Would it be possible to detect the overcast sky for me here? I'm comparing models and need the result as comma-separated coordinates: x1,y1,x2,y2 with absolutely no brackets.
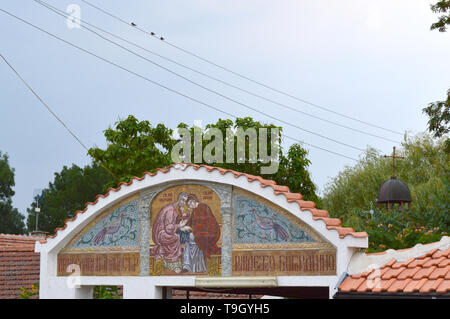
1,0,449,219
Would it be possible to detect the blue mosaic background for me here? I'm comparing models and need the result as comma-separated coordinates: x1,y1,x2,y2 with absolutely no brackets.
233,194,317,244
73,199,139,248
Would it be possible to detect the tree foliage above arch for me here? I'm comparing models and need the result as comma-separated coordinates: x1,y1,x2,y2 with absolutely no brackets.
0,151,25,234
88,115,319,203
430,0,450,32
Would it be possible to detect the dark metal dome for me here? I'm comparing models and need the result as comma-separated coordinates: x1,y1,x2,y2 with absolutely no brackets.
377,176,412,205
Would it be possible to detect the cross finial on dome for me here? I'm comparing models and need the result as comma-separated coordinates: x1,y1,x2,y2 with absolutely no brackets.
384,146,404,177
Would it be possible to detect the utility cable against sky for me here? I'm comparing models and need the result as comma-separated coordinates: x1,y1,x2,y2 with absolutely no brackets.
0,53,119,181
80,0,405,136
32,0,367,153
35,0,400,144
0,8,359,162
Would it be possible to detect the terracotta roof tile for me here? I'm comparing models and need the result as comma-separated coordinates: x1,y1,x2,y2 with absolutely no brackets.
282,192,303,202
413,266,437,280
355,280,372,293
372,278,396,293
404,278,428,293
308,209,329,218
423,248,439,258
386,279,412,293
391,257,415,269
432,248,450,259
378,266,393,278
381,267,406,280
439,258,450,268
350,269,374,279
338,238,450,296
436,280,450,293
381,258,396,269
397,267,420,280
423,256,447,268
42,163,368,243
312,217,342,227
419,278,444,293
0,235,40,299
407,256,432,268
429,265,450,280
339,277,365,292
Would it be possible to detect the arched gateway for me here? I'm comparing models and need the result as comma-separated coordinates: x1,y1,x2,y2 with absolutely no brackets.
35,164,368,299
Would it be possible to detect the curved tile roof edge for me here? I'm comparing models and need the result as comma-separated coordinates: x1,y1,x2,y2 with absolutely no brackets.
0,233,46,243
41,163,368,244
338,235,450,294
347,236,450,276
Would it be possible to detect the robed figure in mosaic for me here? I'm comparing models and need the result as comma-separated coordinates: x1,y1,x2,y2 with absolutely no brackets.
181,194,220,272
150,192,188,273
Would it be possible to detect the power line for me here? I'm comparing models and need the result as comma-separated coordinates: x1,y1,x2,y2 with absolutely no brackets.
35,0,400,145
32,0,366,153
0,8,359,162
80,0,404,136
0,52,119,181
0,53,89,151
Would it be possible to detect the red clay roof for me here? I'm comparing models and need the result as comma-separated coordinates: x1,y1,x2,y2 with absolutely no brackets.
0,234,41,299
0,234,45,250
43,163,368,243
339,245,450,295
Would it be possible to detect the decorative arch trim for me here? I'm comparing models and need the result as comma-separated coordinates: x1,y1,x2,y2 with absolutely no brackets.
36,163,368,255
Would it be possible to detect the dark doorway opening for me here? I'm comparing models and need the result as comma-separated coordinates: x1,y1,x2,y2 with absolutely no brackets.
167,286,329,299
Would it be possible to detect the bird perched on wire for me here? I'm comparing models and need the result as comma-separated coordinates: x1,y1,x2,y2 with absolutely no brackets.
150,32,155,36
93,213,126,245
250,208,290,241
131,22,137,27
160,37,164,41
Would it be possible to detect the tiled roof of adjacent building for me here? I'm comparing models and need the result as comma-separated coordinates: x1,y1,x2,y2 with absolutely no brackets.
42,163,368,243
338,236,450,297
0,234,42,299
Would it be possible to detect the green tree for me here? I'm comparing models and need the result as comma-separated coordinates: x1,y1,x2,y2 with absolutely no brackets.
27,163,114,234
322,134,449,252
0,151,15,201
88,116,319,202
423,89,450,152
0,200,25,234
87,115,175,187
424,1,450,152
430,0,450,32
0,151,25,234
93,286,122,299
274,144,319,203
